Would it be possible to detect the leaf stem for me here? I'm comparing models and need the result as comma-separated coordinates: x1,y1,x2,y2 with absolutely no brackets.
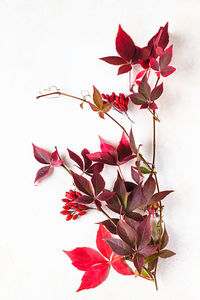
100,208,117,227
55,146,72,176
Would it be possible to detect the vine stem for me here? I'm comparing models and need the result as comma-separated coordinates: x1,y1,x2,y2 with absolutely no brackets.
151,76,162,290
37,91,153,172
55,146,72,176
100,208,117,227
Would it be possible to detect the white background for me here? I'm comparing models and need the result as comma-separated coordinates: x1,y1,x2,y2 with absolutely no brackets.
0,0,200,299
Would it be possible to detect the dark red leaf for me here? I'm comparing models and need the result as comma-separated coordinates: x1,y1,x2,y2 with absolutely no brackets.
126,184,142,212
113,172,127,208
91,170,105,196
100,56,126,65
101,219,119,234
81,148,92,170
150,190,174,205
63,247,106,271
150,58,159,71
159,46,173,69
68,149,83,170
125,181,137,192
74,195,94,204
115,25,135,61
143,176,156,203
130,93,147,105
137,214,151,250
118,64,132,75
149,102,158,110
161,66,176,77
98,191,116,201
138,75,151,99
104,238,132,256
138,245,159,257
34,165,50,183
87,152,116,165
86,162,104,174
71,171,93,196
150,83,163,101
133,253,144,274
117,132,132,162
111,254,133,275
159,249,176,258
96,223,112,260
76,262,110,292
117,219,137,248
32,144,50,164
106,196,122,214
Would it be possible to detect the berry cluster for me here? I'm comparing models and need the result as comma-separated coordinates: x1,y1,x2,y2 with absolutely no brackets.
60,190,90,221
102,92,129,111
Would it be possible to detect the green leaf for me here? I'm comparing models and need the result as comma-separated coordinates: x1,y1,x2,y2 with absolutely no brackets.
144,253,158,264
140,167,152,174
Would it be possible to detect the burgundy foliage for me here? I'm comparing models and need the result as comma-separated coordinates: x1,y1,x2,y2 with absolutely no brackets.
33,22,176,292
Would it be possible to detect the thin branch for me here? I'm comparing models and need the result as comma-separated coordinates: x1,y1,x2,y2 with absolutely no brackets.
55,146,72,176
100,208,117,227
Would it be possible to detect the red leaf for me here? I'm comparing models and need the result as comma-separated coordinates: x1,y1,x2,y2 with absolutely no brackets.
160,225,169,249
86,162,104,174
99,136,116,154
63,247,106,271
34,165,50,183
32,144,50,164
138,245,159,257
89,102,99,111
161,66,176,77
117,132,132,162
76,262,109,292
111,253,133,275
138,75,151,99
150,58,159,71
150,190,174,205
135,70,146,80
50,151,63,167
96,223,112,260
117,219,137,248
159,45,173,69
104,238,132,256
150,83,163,101
71,171,93,196
137,214,151,250
115,25,135,61
133,253,144,274
143,176,156,203
130,93,147,105
117,64,132,75
68,149,83,170
129,128,137,154
91,170,105,196
100,56,126,65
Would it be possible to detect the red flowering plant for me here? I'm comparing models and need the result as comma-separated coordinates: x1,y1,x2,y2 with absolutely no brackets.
34,23,176,291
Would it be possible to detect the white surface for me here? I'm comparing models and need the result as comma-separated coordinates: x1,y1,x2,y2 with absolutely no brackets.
0,0,200,299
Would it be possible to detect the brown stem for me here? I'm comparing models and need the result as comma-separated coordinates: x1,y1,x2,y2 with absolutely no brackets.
100,208,117,227
55,146,72,176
